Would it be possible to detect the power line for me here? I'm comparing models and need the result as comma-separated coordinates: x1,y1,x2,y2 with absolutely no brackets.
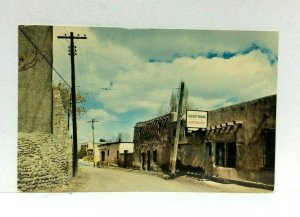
18,26,71,89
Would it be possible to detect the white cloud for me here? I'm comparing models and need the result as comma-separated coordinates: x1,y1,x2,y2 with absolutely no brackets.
91,48,276,113
53,27,277,142
86,109,117,121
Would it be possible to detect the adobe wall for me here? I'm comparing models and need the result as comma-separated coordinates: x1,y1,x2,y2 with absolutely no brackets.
177,135,206,170
99,144,120,165
207,95,276,184
119,143,134,153
18,26,53,133
17,89,72,191
208,95,276,170
119,153,134,168
52,88,72,179
17,26,72,191
133,114,171,170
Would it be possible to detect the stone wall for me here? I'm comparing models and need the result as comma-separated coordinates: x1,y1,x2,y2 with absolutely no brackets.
18,25,53,133
52,88,72,178
17,88,72,191
18,133,69,192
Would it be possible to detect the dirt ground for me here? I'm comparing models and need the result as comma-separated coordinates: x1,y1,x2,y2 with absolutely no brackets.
54,161,271,193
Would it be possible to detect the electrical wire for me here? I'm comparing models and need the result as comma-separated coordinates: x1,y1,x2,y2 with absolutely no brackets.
19,26,71,89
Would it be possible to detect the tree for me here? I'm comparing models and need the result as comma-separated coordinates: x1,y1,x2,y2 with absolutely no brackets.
168,84,191,114
170,92,177,112
54,82,86,128
117,133,122,142
183,87,190,114
115,132,131,142
156,104,168,116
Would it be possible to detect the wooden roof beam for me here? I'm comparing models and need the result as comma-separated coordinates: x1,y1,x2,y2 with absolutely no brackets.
234,120,243,125
226,122,234,126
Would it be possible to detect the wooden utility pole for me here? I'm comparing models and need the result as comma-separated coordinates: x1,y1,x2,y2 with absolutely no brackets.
171,81,185,175
58,32,87,177
87,118,99,166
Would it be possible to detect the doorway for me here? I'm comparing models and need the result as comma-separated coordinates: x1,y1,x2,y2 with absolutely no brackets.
124,150,128,168
147,150,151,170
204,142,213,176
101,151,105,161
205,142,212,161
141,152,146,170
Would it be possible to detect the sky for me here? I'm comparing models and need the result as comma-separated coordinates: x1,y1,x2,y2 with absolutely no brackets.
53,26,278,144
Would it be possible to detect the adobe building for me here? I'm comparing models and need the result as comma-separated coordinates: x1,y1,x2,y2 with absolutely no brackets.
132,114,173,171
18,26,72,191
98,141,134,168
133,95,276,187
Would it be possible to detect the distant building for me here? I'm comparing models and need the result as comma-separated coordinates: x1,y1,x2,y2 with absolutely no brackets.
133,95,276,187
98,141,134,168
79,141,102,163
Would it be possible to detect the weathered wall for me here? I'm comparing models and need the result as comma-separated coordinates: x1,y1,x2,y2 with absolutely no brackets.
132,95,276,184
133,114,171,170
17,89,72,191
119,143,134,153
18,133,69,192
52,88,72,179
119,153,134,168
99,143,120,165
177,135,205,170
18,26,53,133
207,95,276,184
18,26,72,191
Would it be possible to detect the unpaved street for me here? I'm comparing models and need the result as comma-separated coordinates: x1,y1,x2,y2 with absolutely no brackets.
64,160,270,192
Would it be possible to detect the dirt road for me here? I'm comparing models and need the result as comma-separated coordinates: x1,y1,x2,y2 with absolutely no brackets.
65,161,270,192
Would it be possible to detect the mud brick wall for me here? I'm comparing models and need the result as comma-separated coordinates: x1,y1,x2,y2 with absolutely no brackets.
133,114,172,170
207,95,276,184
18,133,69,192
17,89,73,192
18,25,53,133
53,88,72,178
207,95,276,171
18,26,72,191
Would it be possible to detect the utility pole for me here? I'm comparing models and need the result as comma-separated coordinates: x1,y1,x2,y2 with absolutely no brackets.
170,81,185,175
58,32,87,177
87,118,99,166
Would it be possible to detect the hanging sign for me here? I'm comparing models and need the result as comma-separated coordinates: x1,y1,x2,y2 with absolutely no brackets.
186,110,208,128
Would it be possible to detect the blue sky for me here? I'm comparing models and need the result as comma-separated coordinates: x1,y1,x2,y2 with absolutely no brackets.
53,26,278,143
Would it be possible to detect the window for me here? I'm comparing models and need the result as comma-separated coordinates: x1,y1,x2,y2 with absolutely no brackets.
205,142,212,162
117,150,119,159
108,149,110,156
153,150,157,163
215,142,236,168
216,142,225,166
226,142,236,168
262,129,275,169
